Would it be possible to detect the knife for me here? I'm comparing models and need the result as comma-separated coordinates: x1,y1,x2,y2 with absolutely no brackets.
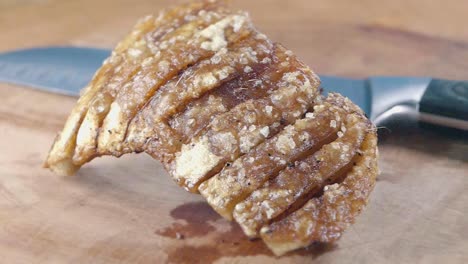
0,46,467,130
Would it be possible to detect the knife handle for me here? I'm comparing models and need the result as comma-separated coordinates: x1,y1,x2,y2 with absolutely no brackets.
419,79,468,131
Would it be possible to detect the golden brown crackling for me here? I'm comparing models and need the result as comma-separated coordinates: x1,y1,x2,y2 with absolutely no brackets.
145,0,228,53
45,2,379,257
44,15,157,176
260,126,378,256
124,32,274,156
142,34,273,122
198,95,353,220
97,11,253,157
73,20,154,165
169,43,301,143
96,8,232,155
72,2,228,165
122,32,273,167
233,97,369,237
170,55,320,193
47,0,224,173
115,0,225,55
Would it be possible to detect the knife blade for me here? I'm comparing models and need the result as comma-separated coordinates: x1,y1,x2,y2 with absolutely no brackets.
0,47,109,96
0,47,466,130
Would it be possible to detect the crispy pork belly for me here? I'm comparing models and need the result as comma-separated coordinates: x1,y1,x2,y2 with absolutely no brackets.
45,0,378,256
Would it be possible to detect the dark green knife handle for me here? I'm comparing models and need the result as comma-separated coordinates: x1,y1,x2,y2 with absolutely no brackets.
419,79,468,130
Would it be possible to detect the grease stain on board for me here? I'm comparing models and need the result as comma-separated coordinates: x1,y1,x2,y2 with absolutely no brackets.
155,202,335,264
155,202,220,239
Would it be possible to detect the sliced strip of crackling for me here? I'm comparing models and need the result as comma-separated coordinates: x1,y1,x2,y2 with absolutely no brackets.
198,97,350,220
169,43,298,142
234,105,369,237
44,15,158,176
260,131,378,256
145,0,227,54
125,36,268,155
72,3,227,165
170,63,320,192
125,34,274,154
97,13,253,156
47,0,220,172
143,33,273,122
73,22,154,165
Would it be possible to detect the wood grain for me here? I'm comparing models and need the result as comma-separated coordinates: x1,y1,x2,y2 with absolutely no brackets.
0,0,467,263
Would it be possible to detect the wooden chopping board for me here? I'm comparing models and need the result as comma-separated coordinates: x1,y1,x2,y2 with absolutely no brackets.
0,0,467,263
